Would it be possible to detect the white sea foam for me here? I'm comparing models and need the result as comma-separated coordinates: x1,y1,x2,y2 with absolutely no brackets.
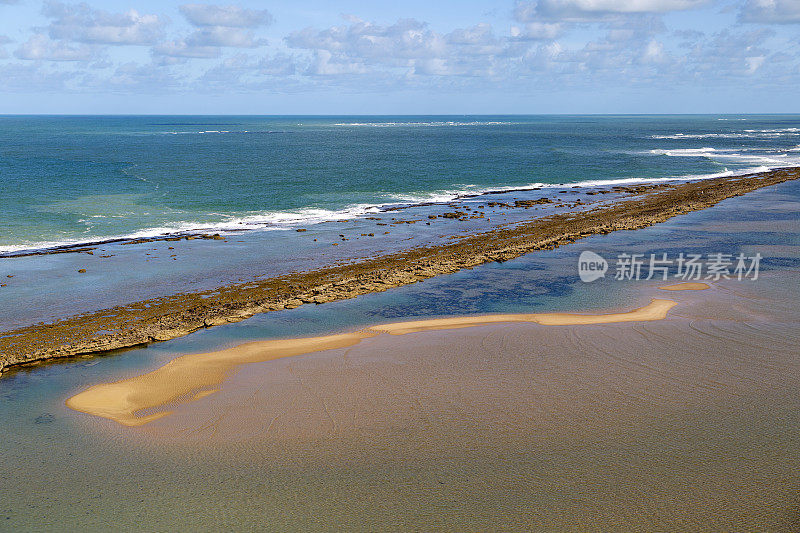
649,146,800,168
0,180,604,254
2,147,796,255
650,147,718,157
652,133,753,139
332,121,516,127
160,130,277,135
0,199,435,254
0,164,761,256
743,128,800,133
651,128,800,140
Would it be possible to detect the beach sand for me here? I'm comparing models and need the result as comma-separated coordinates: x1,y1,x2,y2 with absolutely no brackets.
67,298,677,426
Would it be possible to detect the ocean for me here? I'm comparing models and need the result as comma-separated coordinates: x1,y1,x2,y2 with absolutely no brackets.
2,114,800,254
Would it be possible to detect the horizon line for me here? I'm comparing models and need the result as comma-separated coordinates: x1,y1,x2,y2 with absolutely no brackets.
1,112,800,117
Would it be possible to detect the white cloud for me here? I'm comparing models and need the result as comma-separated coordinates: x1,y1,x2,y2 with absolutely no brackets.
447,23,495,45
14,34,94,61
3,2,800,98
282,14,686,84
641,38,667,63
286,18,446,64
285,17,505,79
413,57,455,76
685,28,775,78
0,63,80,92
511,14,684,85
515,0,709,21
43,1,165,45
307,49,368,76
193,53,304,93
445,24,503,57
156,3,272,59
510,22,564,40
152,40,220,59
179,4,273,28
258,53,297,76
197,53,253,84
745,55,765,72
106,61,181,91
185,27,264,48
739,0,800,23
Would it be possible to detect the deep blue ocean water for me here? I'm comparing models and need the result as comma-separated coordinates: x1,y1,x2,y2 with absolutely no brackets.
2,114,799,253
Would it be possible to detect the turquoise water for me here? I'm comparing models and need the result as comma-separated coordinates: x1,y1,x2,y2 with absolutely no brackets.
2,114,799,253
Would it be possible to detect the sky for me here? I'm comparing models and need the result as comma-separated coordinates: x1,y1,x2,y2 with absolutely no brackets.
0,0,799,114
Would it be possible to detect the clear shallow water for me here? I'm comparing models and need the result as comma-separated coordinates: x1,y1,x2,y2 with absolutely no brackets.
0,180,799,530
2,114,800,253
0,182,619,329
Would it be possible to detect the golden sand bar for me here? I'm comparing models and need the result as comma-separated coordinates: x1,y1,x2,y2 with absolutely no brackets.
67,299,676,427
659,282,710,291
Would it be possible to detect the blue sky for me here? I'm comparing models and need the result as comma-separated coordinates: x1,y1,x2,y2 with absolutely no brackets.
0,0,799,114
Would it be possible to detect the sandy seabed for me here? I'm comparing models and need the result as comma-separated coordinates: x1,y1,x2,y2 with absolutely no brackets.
60,276,800,529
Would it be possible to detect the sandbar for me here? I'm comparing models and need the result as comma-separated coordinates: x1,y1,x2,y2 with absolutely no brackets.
66,298,677,427
659,282,710,291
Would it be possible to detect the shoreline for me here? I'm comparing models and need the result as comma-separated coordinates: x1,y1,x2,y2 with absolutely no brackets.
66,298,678,426
0,173,735,258
2,167,798,374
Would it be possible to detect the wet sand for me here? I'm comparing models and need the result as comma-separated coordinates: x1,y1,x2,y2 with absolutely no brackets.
67,299,677,426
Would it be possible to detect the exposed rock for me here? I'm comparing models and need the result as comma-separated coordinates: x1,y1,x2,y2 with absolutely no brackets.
204,317,228,327
514,198,552,207
1,168,798,372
